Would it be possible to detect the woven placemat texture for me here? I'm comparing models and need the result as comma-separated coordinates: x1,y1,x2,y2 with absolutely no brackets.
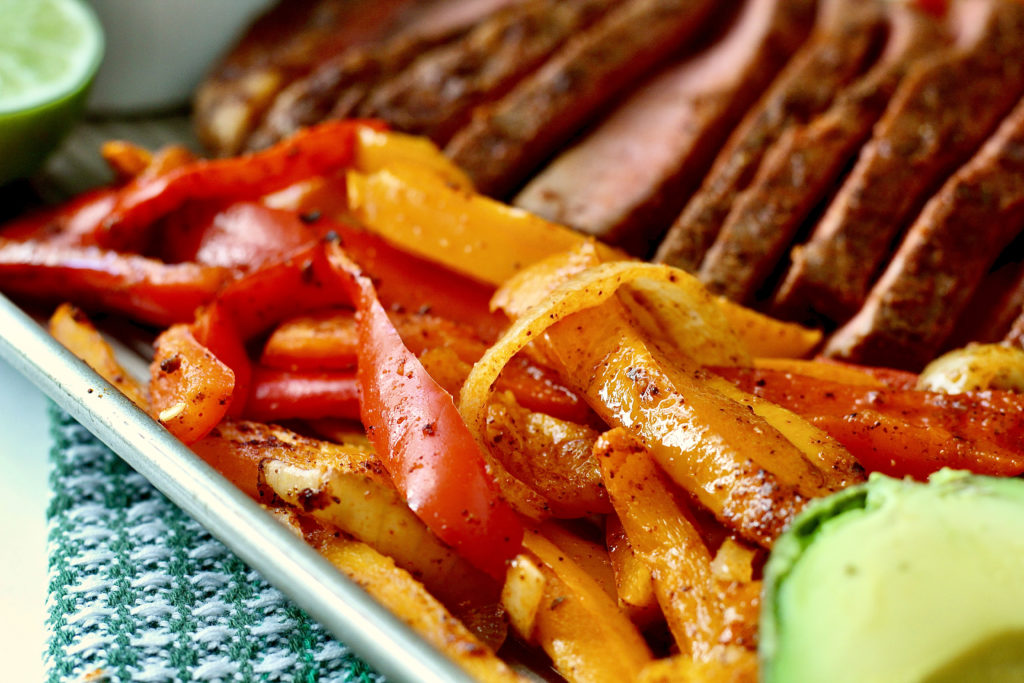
45,407,384,683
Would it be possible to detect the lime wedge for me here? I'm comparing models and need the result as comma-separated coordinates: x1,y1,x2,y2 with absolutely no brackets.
0,0,104,184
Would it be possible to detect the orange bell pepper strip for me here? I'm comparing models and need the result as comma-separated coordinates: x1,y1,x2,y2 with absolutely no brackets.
0,238,233,326
146,242,352,443
150,324,235,444
712,367,1024,479
95,120,386,250
326,240,523,581
244,367,360,421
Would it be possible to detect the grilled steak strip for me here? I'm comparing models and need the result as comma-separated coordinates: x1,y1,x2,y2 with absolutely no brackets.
696,3,947,305
653,0,886,272
444,0,719,197
825,95,1024,370
358,0,616,146
776,0,1024,323
945,258,1024,349
246,29,469,152
512,0,815,257
194,0,418,157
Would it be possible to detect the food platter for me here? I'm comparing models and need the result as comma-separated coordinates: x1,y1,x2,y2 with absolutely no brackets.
4,0,1024,680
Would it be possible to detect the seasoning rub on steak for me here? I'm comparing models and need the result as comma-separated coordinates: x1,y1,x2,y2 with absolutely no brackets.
444,0,719,197
826,94,1024,369
776,0,1024,323
194,0,417,157
196,0,522,156
696,1,947,305
356,0,617,146
653,0,886,272
512,0,815,257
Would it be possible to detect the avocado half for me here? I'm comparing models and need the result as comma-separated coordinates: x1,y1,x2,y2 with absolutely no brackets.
761,470,1024,683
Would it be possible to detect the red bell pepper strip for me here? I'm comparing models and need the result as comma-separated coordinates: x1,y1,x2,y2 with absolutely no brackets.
245,367,361,421
712,366,1024,479
212,241,351,339
0,238,233,326
325,240,523,580
0,187,119,246
150,324,235,444
160,201,319,270
807,407,1024,480
146,242,353,443
94,120,386,250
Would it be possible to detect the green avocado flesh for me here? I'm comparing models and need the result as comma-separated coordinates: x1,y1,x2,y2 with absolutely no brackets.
761,470,1024,683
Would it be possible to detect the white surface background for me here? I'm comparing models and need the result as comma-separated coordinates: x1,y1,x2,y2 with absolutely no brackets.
0,356,51,681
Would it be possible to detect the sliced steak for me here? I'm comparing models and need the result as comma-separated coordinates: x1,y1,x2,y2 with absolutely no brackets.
512,0,815,257
776,0,1024,323
194,0,418,156
946,258,1024,348
696,3,948,305
825,95,1024,370
653,0,886,272
443,0,719,197
247,30,465,151
196,0,519,156
358,0,616,146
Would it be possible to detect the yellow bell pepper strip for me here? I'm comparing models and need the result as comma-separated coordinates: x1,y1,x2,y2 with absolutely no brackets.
48,303,149,410
347,162,613,286
347,161,820,358
595,428,749,659
352,126,473,189
521,527,653,683
464,251,855,546
325,241,524,581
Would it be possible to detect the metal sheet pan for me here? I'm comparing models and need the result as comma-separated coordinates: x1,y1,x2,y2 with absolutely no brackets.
0,292,477,683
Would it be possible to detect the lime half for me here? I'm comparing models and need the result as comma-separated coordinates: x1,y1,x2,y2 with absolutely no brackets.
0,0,104,184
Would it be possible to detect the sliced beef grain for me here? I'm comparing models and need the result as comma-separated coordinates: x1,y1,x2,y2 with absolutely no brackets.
946,257,1024,349
194,0,418,156
247,31,463,151
444,0,719,197
776,0,1024,323
358,0,616,146
653,0,886,272
196,0,520,156
696,3,948,305
512,0,815,257
825,95,1024,370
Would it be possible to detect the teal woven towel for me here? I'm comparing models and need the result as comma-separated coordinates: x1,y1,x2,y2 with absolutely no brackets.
45,407,383,683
